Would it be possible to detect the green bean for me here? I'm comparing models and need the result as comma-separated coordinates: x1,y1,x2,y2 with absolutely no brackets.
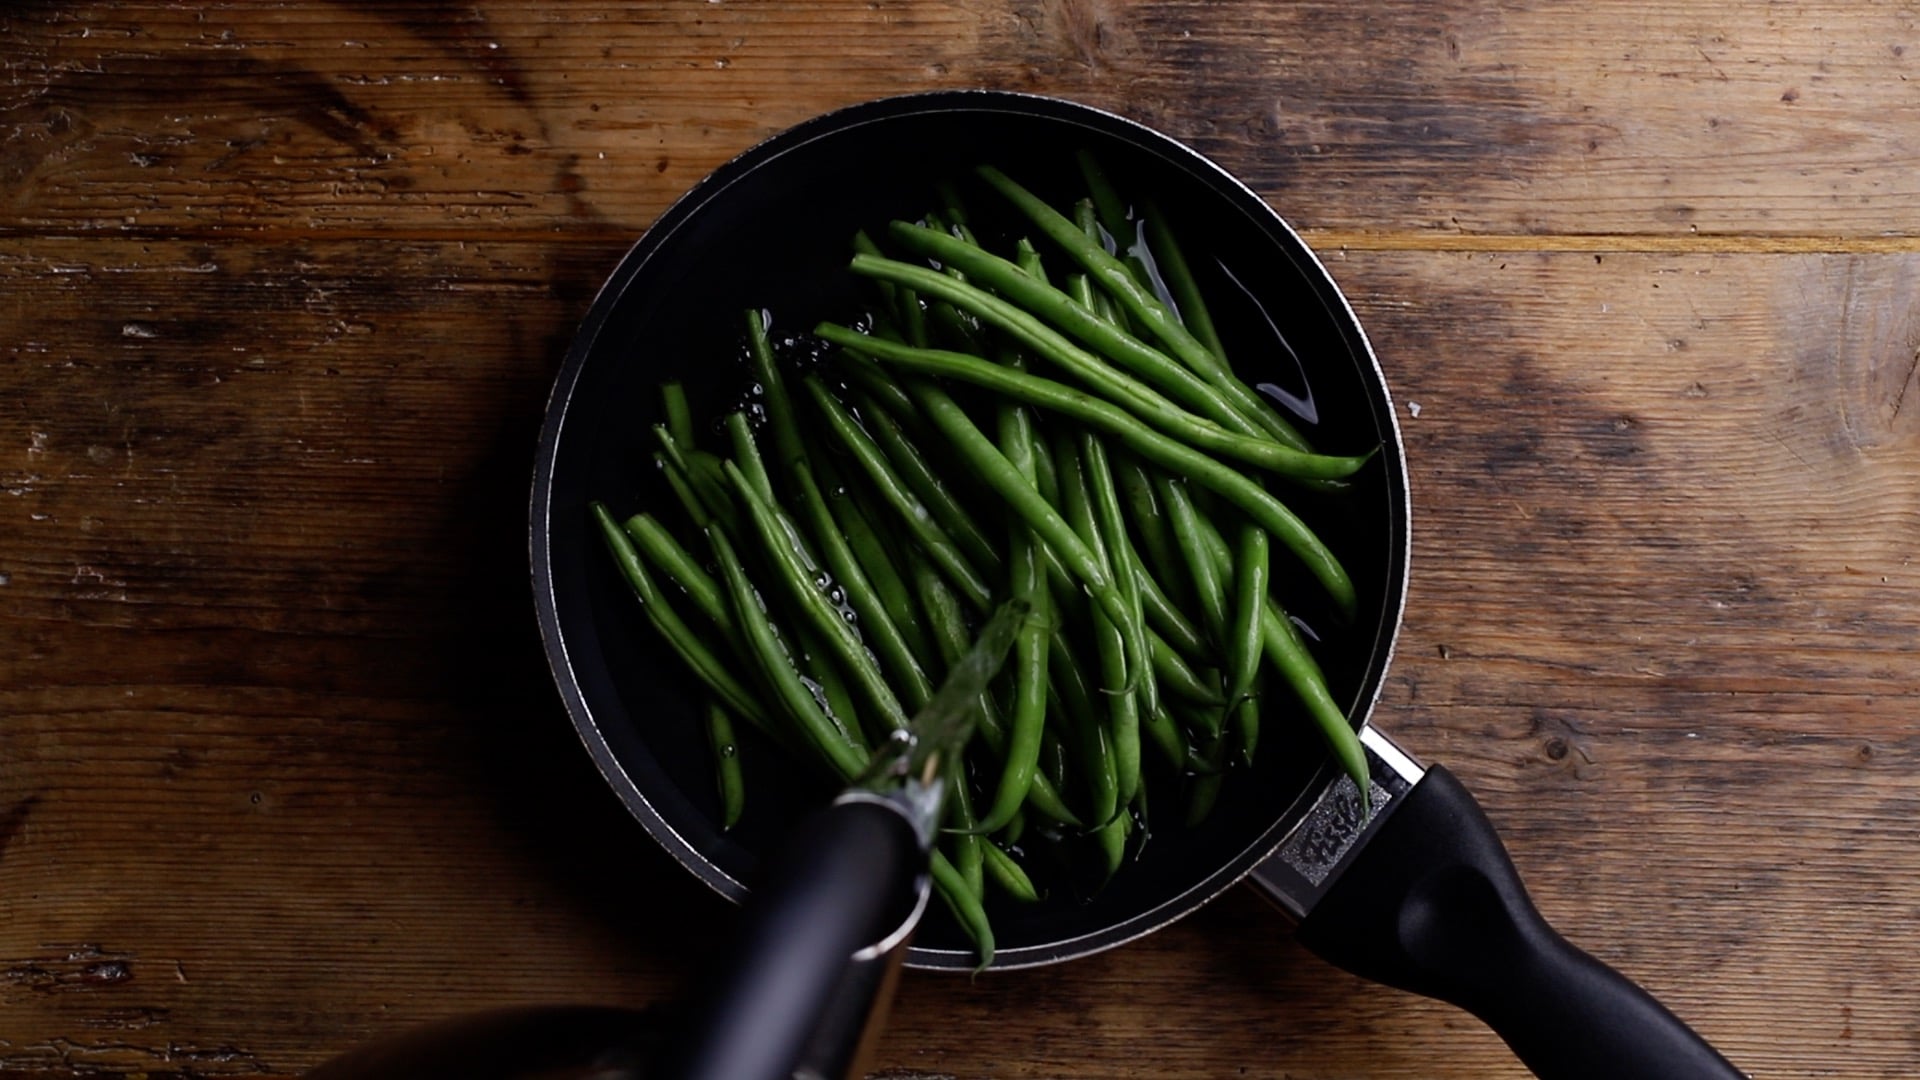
1113,452,1191,611
928,298,987,354
1075,153,1167,329
1094,805,1130,879
1076,149,1133,261
1140,198,1227,363
945,752,986,902
621,512,727,629
1131,769,1153,834
975,530,1052,834
851,252,1351,481
701,699,745,830
1045,582,1118,830
1232,692,1261,768
935,179,972,229
725,411,775,504
662,381,695,450
1038,726,1071,800
1190,498,1237,577
1260,596,1368,813
1138,563,1209,661
1187,696,1229,742
915,233,975,342
869,365,1151,678
1000,806,1027,845
1150,632,1225,706
1063,271,1101,322
904,530,972,673
794,621,870,752
1140,700,1188,774
724,460,908,733
1014,236,1048,285
1113,445,1167,572
1181,506,1355,783
983,843,1040,903
975,164,1312,452
708,527,867,782
899,282,929,348
1053,434,1142,807
975,378,1050,835
836,352,921,422
899,549,1085,840
629,484,803,741
804,376,995,612
1031,420,1061,506
1157,474,1229,644
1018,765,1080,827
590,503,769,732
849,237,913,347
825,470,940,674
746,310,936,709
815,326,1359,620
898,538,1075,827
1034,540,1208,706
1073,197,1100,245
1082,433,1157,718
930,849,994,970
1185,729,1230,827
997,351,1040,479
1227,525,1269,711
855,389,1003,576
653,426,735,533
655,450,711,530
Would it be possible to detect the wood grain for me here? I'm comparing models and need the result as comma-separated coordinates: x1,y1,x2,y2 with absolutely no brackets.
4,2,1918,1077
4,1,1917,240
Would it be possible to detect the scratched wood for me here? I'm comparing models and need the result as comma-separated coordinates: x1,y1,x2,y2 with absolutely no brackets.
4,1,1919,1078
2,1,1918,240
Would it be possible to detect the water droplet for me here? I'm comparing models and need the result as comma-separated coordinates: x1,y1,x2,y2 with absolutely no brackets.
799,675,829,712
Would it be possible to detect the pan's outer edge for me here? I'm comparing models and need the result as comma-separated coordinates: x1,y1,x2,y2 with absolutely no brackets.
529,89,1412,971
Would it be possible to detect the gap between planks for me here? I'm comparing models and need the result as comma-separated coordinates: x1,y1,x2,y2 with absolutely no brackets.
3,225,1920,255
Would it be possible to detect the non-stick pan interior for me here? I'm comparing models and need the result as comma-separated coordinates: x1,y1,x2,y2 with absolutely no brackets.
533,92,1409,969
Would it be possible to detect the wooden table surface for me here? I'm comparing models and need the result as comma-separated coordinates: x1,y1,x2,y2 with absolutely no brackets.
4,3,1917,1077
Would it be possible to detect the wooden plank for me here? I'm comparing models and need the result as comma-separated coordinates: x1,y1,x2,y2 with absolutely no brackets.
3,237,1916,1075
4,1,1918,240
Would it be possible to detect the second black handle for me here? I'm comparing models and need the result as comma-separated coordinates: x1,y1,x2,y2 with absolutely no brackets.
1296,766,1745,1080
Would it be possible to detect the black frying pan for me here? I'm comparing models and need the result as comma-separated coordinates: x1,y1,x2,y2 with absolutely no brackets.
527,91,1744,1079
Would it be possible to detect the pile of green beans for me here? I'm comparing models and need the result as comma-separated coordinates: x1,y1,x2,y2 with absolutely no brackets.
592,153,1374,966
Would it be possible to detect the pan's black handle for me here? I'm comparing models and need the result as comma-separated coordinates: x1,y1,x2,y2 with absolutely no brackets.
653,798,924,1080
1294,766,1745,1080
